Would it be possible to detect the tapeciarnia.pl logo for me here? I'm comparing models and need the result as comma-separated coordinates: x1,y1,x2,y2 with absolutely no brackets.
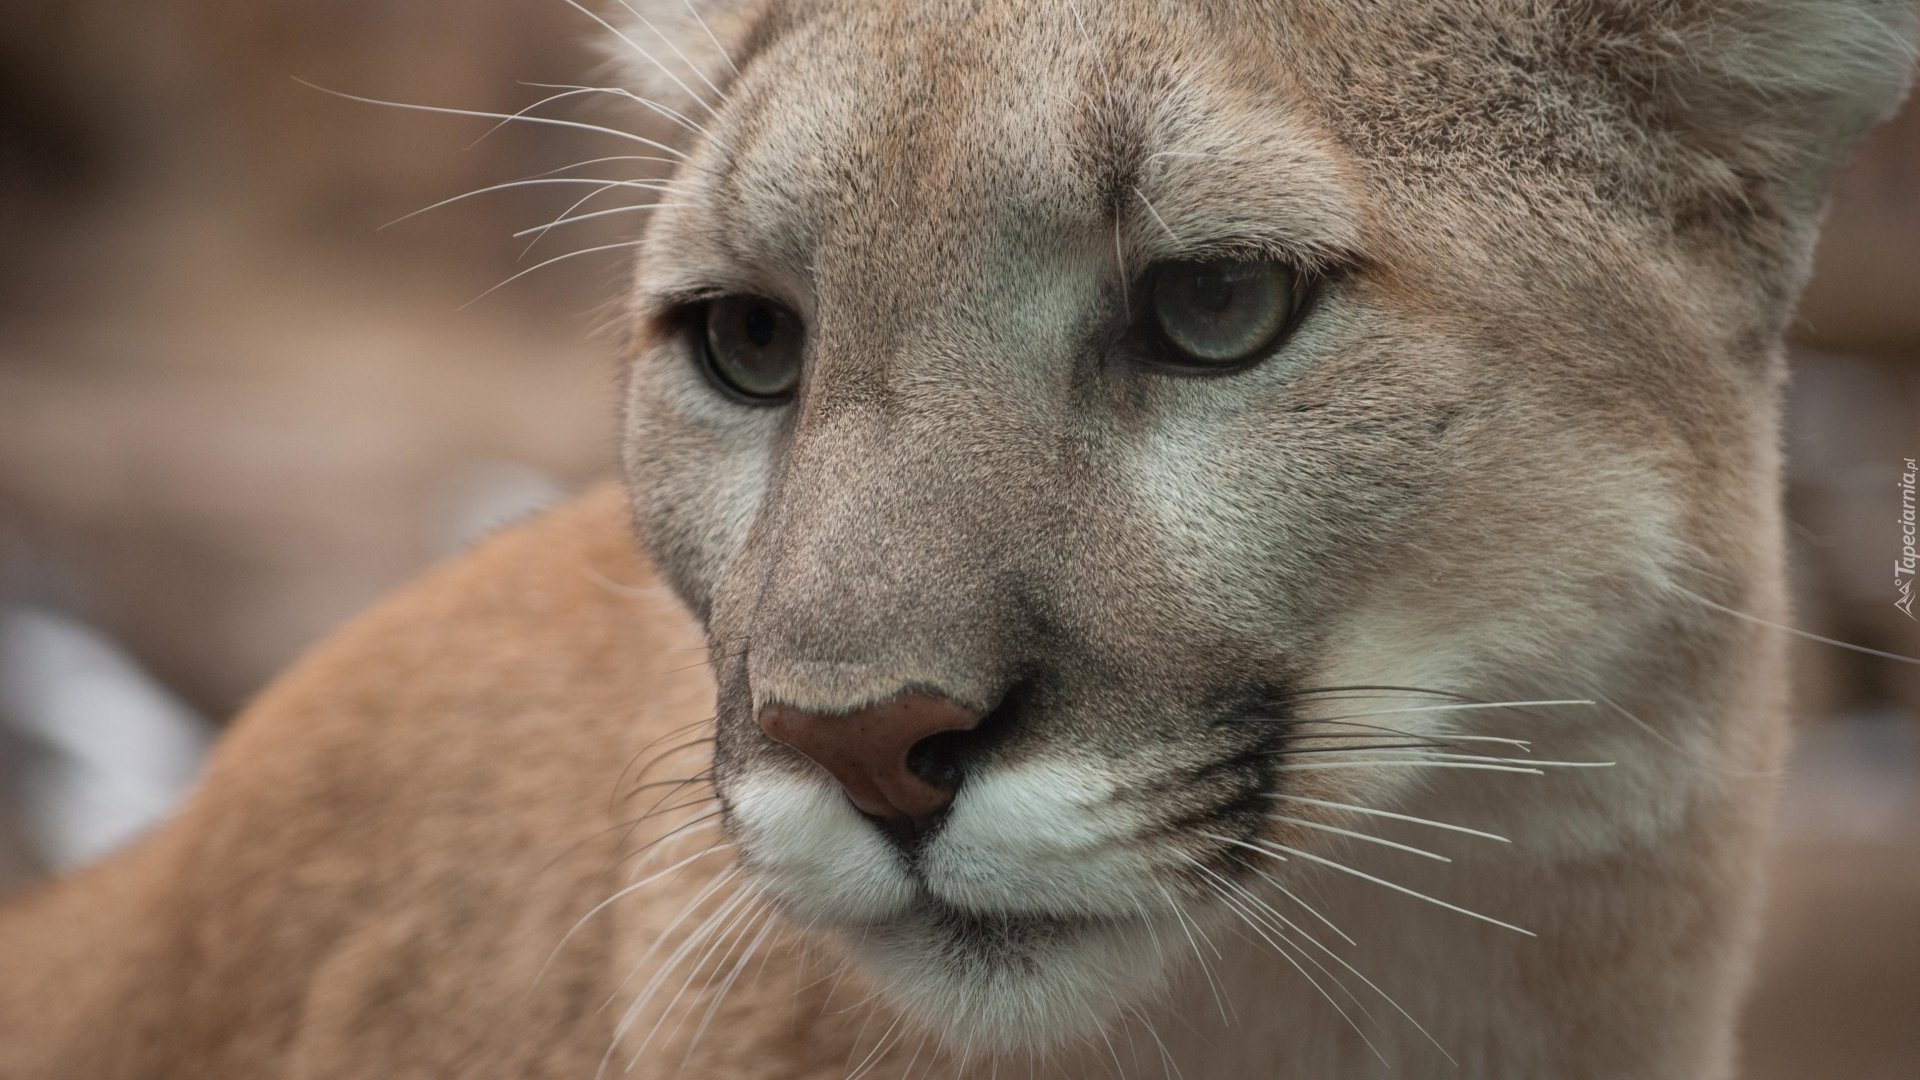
1898,457,1917,620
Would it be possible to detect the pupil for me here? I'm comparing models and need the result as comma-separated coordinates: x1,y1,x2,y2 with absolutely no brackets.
744,305,777,348
1187,271,1235,314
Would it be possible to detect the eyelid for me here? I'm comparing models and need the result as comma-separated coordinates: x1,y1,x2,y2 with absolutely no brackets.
1133,238,1351,287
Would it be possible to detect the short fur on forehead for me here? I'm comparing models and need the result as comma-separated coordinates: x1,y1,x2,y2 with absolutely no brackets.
612,0,1914,189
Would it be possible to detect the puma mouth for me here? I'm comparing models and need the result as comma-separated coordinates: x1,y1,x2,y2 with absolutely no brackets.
916,900,1114,956
853,900,1168,1054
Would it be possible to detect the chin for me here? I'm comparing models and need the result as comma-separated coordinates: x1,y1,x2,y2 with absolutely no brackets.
848,902,1174,1056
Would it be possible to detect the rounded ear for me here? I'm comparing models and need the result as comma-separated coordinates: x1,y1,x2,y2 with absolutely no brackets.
595,0,766,119
1598,0,1916,203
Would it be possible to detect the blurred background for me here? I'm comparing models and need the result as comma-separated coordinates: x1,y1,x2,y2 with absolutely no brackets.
0,2,1915,1075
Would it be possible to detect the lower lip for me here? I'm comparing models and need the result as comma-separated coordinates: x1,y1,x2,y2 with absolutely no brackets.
923,904,1105,948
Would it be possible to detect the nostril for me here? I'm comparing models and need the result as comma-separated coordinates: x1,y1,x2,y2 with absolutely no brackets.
902,686,1024,793
905,729,971,791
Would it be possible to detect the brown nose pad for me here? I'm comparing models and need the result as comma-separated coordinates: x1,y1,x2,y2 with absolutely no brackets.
757,691,984,828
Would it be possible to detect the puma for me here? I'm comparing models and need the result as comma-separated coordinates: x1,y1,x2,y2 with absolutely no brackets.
2,1,1913,1077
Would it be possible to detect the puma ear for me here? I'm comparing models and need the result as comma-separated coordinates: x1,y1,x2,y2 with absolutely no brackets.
1607,0,1915,200
597,0,764,119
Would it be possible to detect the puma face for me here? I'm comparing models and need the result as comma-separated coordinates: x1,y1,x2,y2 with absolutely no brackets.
618,0,1913,1057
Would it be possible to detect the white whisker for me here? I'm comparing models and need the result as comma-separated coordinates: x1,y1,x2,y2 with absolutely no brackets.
465,238,669,308
619,884,764,1071
1264,813,1451,861
845,1012,905,1080
1676,584,1920,666
1155,883,1232,1023
1596,694,1781,779
522,81,728,149
1408,751,1611,769
613,0,733,104
526,153,690,178
518,180,636,255
1133,186,1179,242
1270,759,1546,775
564,0,718,114
675,899,777,1066
512,201,680,237
1236,860,1357,947
1196,829,1289,864
1308,698,1594,722
598,866,739,1013
383,178,675,231
1217,864,1457,1065
595,869,743,1080
682,0,743,77
1251,838,1535,936
538,841,730,987
1292,723,1534,750
1185,857,1389,1065
1266,793,1512,843
295,79,690,159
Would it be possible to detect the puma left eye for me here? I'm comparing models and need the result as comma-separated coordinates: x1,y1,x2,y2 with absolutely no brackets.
698,295,805,402
1145,259,1306,368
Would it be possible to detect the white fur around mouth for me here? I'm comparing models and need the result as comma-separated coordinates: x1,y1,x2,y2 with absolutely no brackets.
849,896,1173,1056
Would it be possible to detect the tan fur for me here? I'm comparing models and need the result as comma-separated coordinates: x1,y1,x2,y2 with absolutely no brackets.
4,2,1915,1077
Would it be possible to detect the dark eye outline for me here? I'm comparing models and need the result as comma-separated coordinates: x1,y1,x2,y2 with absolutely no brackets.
1132,258,1321,376
687,294,807,404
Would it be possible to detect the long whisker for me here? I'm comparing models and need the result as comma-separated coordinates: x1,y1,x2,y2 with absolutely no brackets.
670,898,776,1066
613,0,734,104
1184,857,1389,1065
1270,684,1480,703
1263,813,1451,861
616,883,763,1070
1675,583,1920,666
1212,857,1457,1064
469,85,620,148
1155,883,1232,1024
1266,793,1511,843
845,1012,906,1080
539,841,732,985
513,201,682,237
527,153,692,179
1269,759,1547,776
681,906,779,1066
1388,750,1612,769
679,0,742,77
1268,741,1459,756
598,864,740,1018
1595,693,1781,779
616,810,726,874
521,81,728,149
564,0,718,114
384,177,676,231
294,80,691,159
1133,186,1180,242
1232,859,1357,947
465,237,673,308
1247,836,1534,936
1305,698,1594,721
1261,719,1535,751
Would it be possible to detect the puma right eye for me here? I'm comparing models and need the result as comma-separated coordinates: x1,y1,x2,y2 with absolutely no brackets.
697,295,805,402
1144,259,1308,370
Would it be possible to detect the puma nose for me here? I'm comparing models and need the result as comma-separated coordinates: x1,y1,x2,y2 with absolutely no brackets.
757,691,984,830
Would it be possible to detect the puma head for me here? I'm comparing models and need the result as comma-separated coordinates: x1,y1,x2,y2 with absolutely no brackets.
615,0,1913,1054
